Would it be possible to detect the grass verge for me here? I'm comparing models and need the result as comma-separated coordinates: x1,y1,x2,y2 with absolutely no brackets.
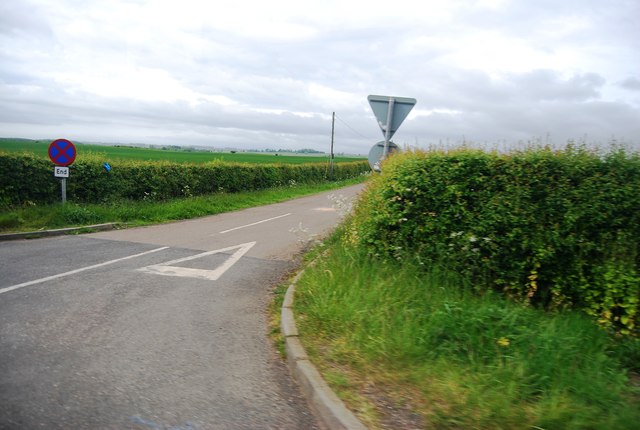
0,177,365,233
293,234,640,429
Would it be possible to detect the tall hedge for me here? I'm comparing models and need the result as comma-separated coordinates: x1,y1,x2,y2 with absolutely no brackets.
0,153,368,206
346,146,640,335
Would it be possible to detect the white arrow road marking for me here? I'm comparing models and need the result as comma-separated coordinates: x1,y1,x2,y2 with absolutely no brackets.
137,242,256,281
218,213,292,234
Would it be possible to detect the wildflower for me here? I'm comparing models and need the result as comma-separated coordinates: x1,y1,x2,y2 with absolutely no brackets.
497,337,510,347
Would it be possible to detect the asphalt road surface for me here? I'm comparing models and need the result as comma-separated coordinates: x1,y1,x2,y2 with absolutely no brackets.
0,184,364,430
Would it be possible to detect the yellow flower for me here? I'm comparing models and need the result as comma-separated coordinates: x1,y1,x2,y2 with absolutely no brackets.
497,337,510,347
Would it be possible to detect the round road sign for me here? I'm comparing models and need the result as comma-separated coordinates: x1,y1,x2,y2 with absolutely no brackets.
368,140,399,172
48,139,77,167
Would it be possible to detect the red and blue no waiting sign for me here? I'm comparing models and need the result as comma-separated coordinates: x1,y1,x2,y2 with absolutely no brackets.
48,139,77,167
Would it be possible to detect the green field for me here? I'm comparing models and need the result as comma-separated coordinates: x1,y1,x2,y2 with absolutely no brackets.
0,138,364,164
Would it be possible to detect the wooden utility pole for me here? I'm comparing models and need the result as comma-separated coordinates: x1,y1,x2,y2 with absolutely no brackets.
330,111,335,179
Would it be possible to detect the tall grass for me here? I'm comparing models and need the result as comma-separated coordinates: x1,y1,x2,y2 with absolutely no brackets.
295,237,640,429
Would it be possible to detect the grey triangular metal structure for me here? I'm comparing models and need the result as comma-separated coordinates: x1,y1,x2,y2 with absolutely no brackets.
367,94,417,167
368,95,416,140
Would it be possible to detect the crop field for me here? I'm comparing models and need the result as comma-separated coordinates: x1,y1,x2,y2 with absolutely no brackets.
1,138,370,207
0,138,364,164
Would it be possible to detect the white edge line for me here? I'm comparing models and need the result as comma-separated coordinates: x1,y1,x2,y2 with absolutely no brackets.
218,213,292,234
0,246,169,296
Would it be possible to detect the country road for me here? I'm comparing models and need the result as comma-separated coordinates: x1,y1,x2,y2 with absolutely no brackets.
0,183,364,430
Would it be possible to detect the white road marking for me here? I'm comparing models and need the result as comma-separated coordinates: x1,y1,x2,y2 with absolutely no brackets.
137,241,256,281
0,247,169,296
218,213,292,234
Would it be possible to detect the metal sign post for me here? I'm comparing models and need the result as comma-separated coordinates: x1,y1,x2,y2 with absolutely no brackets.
53,166,70,203
48,139,77,204
383,98,395,159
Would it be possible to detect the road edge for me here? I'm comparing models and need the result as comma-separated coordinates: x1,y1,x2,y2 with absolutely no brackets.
0,223,117,241
281,268,368,430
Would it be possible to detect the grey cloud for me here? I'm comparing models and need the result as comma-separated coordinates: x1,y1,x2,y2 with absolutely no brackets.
409,99,639,148
390,67,638,149
0,1,53,38
1,0,638,155
619,77,640,91
513,70,605,101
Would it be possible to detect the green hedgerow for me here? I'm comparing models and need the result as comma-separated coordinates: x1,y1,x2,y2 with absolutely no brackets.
347,145,640,335
0,152,368,207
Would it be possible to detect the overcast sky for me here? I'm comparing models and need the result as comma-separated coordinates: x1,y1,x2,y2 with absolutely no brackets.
1,0,639,154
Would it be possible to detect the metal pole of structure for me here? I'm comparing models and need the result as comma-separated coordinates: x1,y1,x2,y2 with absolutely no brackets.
330,111,335,179
61,178,67,204
382,98,395,159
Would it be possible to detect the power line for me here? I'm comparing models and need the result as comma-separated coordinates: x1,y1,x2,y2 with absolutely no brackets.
334,113,374,140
